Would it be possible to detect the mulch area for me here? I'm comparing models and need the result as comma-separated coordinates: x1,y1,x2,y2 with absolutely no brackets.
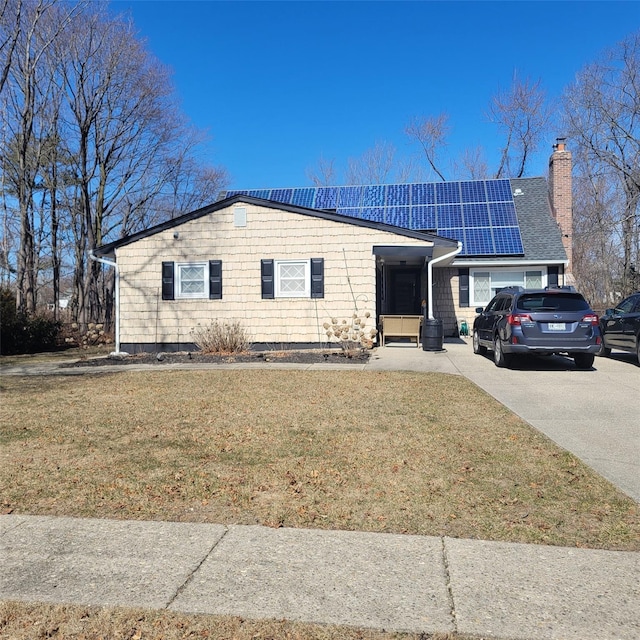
63,349,371,367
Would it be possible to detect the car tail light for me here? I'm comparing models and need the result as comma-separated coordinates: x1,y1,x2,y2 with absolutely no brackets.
507,313,532,325
582,313,599,326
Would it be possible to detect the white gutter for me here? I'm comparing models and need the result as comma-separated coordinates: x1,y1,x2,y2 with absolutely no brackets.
427,241,463,319
453,258,568,267
88,249,121,354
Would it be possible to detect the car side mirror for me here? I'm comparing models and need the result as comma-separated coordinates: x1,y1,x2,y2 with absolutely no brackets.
475,307,484,313
604,308,614,317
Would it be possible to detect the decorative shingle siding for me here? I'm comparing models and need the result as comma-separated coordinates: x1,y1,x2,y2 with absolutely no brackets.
116,203,434,348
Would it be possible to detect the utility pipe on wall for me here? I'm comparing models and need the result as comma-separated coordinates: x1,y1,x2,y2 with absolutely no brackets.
88,249,122,354
427,242,463,319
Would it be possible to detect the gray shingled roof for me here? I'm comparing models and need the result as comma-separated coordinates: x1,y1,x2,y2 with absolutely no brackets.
510,177,567,262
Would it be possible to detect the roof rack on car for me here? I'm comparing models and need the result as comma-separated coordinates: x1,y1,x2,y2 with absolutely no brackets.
544,285,576,292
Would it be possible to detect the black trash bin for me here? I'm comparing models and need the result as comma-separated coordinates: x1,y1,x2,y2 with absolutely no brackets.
422,318,444,351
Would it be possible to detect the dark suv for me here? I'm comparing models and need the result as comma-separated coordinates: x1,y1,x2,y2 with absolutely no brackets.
598,292,640,363
472,287,601,369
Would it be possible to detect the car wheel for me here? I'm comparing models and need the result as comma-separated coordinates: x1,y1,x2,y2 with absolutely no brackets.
493,336,511,368
573,353,595,369
636,339,640,365
472,330,486,355
596,341,611,357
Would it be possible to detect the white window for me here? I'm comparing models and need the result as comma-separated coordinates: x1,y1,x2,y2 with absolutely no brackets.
177,262,207,298
470,268,545,306
275,260,310,298
525,270,543,289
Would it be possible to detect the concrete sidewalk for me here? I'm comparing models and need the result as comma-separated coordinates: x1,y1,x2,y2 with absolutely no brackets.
2,514,639,639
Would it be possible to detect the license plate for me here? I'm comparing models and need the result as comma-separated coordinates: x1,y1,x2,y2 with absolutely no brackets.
548,322,566,331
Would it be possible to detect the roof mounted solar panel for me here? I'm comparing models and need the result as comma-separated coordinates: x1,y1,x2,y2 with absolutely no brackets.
435,181,461,205
315,187,338,210
387,184,410,206
461,180,487,203
227,178,524,257
362,185,385,207
292,187,315,208
386,206,411,228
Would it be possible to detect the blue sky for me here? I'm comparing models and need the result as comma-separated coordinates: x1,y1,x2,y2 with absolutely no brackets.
110,1,638,190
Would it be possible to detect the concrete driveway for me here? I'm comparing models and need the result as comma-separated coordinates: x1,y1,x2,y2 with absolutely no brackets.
370,340,640,503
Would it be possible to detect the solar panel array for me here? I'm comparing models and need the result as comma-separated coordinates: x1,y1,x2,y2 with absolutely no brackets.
225,179,524,257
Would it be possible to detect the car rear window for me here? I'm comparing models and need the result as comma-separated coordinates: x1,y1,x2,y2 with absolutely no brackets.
517,293,590,312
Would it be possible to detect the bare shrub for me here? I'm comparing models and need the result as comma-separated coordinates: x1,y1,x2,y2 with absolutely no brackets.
190,321,251,354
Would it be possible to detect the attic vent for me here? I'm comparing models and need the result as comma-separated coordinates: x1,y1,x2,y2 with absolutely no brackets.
234,207,247,227
513,188,523,197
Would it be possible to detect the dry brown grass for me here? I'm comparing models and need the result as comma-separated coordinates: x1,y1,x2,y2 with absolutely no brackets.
0,601,467,640
1,370,638,550
0,344,110,366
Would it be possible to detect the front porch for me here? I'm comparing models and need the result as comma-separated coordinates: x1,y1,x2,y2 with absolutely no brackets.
373,244,462,339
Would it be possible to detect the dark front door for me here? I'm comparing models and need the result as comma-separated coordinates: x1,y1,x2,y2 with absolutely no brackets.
390,269,421,315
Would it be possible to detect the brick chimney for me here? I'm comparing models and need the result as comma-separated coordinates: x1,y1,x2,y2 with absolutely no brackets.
548,137,573,280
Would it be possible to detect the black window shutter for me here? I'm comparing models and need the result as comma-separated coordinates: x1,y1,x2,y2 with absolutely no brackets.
261,259,274,299
458,268,469,308
310,258,324,298
162,261,174,300
548,266,559,288
209,260,222,299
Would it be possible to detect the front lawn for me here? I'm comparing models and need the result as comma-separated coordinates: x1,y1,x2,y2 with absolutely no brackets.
2,369,638,550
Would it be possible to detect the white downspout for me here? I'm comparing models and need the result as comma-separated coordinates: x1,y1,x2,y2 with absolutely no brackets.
88,249,122,354
427,242,463,319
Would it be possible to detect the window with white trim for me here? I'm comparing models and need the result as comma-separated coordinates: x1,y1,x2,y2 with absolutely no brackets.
177,262,207,298
470,268,546,306
275,260,310,298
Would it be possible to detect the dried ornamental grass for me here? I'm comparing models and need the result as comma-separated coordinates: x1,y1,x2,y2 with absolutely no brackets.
190,320,251,354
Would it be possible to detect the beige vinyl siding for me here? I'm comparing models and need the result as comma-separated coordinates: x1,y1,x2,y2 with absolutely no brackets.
116,203,435,346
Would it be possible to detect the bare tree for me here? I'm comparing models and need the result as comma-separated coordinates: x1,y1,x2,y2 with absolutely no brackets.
133,152,228,229
564,31,640,298
453,146,490,180
1,0,82,314
3,0,75,313
488,76,553,179
0,0,22,94
405,113,449,181
0,1,228,328
571,151,622,307
56,5,219,325
346,141,396,185
306,154,337,186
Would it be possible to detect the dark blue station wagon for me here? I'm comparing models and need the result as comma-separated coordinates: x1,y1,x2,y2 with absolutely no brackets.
473,287,601,369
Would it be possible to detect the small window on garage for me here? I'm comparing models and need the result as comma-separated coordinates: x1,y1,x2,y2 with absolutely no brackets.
275,260,310,297
177,262,207,298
